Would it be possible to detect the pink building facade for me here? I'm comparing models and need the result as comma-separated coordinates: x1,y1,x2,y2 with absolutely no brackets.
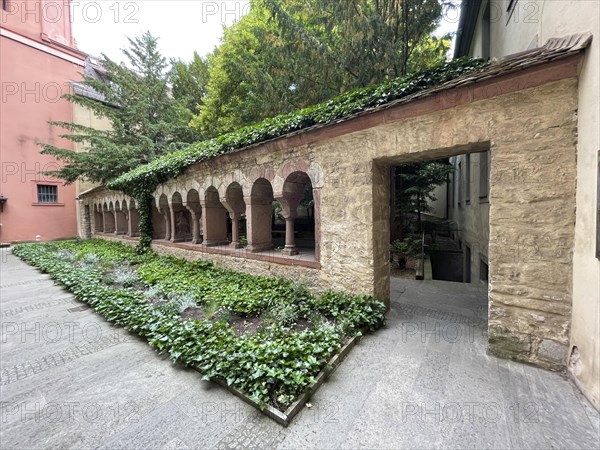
1,0,86,242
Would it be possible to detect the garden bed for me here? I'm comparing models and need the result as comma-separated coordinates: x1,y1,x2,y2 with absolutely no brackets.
12,239,386,424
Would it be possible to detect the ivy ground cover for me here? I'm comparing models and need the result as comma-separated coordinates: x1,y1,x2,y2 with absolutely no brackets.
13,239,385,412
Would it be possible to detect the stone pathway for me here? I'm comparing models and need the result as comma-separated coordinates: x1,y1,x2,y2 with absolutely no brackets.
1,249,598,449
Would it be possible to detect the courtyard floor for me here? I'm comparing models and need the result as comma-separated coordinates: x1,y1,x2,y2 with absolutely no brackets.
1,248,598,449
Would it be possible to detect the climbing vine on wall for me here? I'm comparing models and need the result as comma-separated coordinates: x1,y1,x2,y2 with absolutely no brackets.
136,192,154,252
107,57,487,250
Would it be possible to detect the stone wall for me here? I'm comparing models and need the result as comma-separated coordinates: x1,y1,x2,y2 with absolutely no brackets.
81,60,581,371
95,234,322,289
449,151,491,284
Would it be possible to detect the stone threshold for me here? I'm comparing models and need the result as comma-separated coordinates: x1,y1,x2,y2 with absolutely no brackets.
199,334,361,427
94,233,321,270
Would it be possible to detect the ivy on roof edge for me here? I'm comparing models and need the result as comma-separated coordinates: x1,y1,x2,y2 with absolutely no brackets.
107,57,487,197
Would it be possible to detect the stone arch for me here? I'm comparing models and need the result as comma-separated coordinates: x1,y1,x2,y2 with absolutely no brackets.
170,191,192,242
275,171,316,256
201,186,228,246
103,201,115,233
185,189,202,244
247,166,276,188
122,199,140,237
151,193,170,240
93,204,103,233
223,182,247,249
246,178,274,252
272,160,312,194
114,200,127,235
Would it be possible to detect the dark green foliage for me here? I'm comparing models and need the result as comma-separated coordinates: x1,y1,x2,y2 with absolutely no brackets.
13,240,386,409
136,192,154,252
391,236,422,258
310,291,387,334
195,0,453,135
396,160,455,233
170,52,210,116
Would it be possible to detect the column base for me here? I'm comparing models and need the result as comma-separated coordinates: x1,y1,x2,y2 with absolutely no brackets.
171,234,192,243
282,246,299,256
202,240,230,247
229,242,245,249
247,243,274,253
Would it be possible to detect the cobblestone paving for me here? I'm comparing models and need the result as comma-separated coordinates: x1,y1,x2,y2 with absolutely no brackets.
1,248,598,449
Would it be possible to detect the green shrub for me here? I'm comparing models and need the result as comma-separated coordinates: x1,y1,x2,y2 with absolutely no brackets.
108,266,139,287
12,240,385,409
263,303,300,327
390,236,421,258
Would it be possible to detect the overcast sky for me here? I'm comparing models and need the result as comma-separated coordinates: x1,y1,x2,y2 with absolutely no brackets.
71,0,460,63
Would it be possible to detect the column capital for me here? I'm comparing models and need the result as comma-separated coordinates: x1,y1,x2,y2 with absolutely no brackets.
274,192,302,220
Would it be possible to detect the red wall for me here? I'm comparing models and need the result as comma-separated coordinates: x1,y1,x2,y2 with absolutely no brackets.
1,1,75,46
1,2,84,242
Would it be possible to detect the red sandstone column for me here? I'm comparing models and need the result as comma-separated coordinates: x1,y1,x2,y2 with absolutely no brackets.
103,211,115,233
245,195,273,253
127,210,132,236
284,213,297,254
169,204,177,242
102,209,107,233
185,207,201,244
128,208,140,237
275,194,302,256
229,212,241,248
220,195,245,249
114,210,127,235
162,208,171,240
200,200,228,246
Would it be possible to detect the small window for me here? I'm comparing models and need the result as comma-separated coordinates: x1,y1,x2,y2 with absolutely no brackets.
37,185,58,203
2,1,8,12
465,154,471,205
479,151,490,201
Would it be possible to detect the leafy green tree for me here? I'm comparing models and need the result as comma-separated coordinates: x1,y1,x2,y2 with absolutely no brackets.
396,160,454,235
191,4,343,137
170,52,210,115
40,31,199,184
193,0,451,136
261,0,451,83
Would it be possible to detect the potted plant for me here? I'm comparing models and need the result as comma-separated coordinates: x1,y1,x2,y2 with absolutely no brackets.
390,236,421,269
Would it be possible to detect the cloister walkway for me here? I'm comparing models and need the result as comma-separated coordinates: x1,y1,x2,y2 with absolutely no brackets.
1,249,598,449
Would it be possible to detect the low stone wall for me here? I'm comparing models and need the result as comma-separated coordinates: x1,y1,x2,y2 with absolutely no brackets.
95,234,324,292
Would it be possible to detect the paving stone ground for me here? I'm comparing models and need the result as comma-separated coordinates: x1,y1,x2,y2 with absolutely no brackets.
1,248,598,449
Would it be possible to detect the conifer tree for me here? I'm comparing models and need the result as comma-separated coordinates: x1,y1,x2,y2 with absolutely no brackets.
41,32,199,184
